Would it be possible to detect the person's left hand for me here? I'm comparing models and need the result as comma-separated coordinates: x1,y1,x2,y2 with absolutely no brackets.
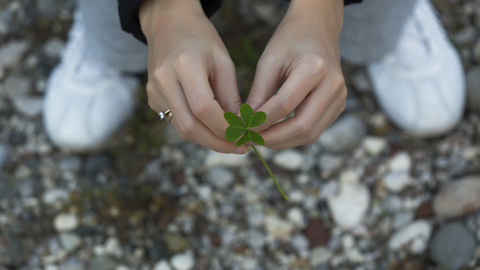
246,0,347,149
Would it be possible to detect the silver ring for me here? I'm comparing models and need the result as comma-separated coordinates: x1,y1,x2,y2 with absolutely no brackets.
159,109,173,123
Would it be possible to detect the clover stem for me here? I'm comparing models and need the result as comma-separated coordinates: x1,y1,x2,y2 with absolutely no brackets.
251,145,288,200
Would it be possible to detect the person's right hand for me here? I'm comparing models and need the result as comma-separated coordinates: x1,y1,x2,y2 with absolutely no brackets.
139,0,247,154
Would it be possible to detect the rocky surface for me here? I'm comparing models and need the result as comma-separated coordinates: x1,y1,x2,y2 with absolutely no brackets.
1,0,480,269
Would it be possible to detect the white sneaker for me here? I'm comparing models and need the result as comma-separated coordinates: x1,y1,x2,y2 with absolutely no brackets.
43,12,139,150
367,0,465,137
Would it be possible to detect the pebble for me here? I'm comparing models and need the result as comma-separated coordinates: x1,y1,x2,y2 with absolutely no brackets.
327,182,370,229
84,154,112,176
207,166,235,189
164,234,189,254
170,250,194,270
42,37,65,59
383,172,413,193
318,154,343,175
59,156,82,172
104,237,123,258
466,67,480,112
388,151,412,172
310,247,332,267
433,176,480,219
318,115,366,152
393,211,414,229
351,70,372,93
303,220,330,247
272,149,304,171
0,144,8,169
53,213,78,232
245,230,265,250
204,150,248,168
153,260,172,270
148,240,168,262
60,257,85,270
320,181,339,200
286,207,305,229
59,233,81,253
388,220,432,254
0,40,29,69
429,222,475,270
291,234,310,257
362,136,387,156
42,189,69,206
88,256,116,270
263,215,294,240
10,96,43,117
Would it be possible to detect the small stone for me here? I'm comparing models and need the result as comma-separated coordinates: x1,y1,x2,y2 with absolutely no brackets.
303,220,330,247
415,201,433,219
388,152,412,172
204,150,248,168
466,67,480,112
54,213,78,232
105,237,122,258
393,211,414,229
388,220,432,254
43,37,65,59
327,183,370,229
148,240,168,261
310,247,332,267
153,260,172,270
42,189,69,206
84,154,112,176
273,149,305,171
89,256,116,270
170,250,194,270
209,233,222,247
318,115,366,152
59,156,82,172
164,234,188,254
362,136,387,156
60,256,85,270
116,265,131,270
318,154,343,175
429,223,475,270
383,172,413,193
246,230,265,250
59,233,81,253
291,234,310,257
263,215,294,241
11,96,43,117
433,176,480,219
319,181,339,200
287,207,305,229
351,70,372,93
0,40,29,69
0,144,8,169
207,166,234,189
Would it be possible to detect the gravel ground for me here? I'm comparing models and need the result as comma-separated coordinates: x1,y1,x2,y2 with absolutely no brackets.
2,0,480,270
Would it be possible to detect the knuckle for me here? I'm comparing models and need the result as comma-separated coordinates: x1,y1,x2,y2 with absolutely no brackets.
174,51,198,70
217,56,235,70
296,118,315,138
279,98,295,116
178,119,196,138
258,55,277,68
307,131,321,144
191,99,210,117
152,68,169,89
298,55,325,75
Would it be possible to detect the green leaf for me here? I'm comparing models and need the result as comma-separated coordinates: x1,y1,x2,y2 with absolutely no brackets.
249,111,267,127
224,112,246,127
240,104,254,127
248,130,265,145
225,126,246,142
235,131,250,146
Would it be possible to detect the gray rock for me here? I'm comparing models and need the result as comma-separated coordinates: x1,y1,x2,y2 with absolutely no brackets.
43,37,65,59
4,75,42,117
388,220,432,254
42,189,69,206
318,115,366,152
54,213,79,232
60,257,85,270
59,233,82,253
59,156,82,172
89,256,116,270
466,67,480,112
351,70,372,93
207,166,234,189
246,230,266,250
170,250,194,270
273,149,305,171
429,223,475,270
0,40,29,69
433,176,480,219
148,240,168,261
84,154,112,176
0,144,8,169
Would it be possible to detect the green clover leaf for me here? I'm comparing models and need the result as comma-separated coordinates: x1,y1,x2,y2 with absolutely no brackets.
224,104,288,200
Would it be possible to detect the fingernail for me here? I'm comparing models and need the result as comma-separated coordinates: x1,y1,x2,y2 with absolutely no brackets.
232,146,245,155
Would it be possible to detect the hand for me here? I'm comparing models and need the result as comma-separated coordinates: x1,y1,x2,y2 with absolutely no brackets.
246,0,347,149
140,0,246,154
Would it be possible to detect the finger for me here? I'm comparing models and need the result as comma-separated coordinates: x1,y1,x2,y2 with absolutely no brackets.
246,55,284,112
151,77,246,154
175,59,231,139
260,82,346,148
250,58,326,133
211,55,242,114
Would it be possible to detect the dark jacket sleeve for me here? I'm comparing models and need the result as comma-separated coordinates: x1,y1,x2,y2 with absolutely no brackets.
118,0,362,44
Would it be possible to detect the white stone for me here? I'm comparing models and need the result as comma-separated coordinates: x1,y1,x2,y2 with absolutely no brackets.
204,150,248,168
327,183,370,229
0,40,29,69
339,169,362,185
263,215,294,240
43,37,65,59
272,149,304,171
153,260,172,270
105,237,123,257
59,233,81,252
291,234,310,257
388,152,412,172
320,181,339,200
207,166,234,189
388,220,432,254
342,234,355,250
318,154,343,172
170,250,194,270
318,115,366,152
44,265,59,270
42,189,69,206
289,190,305,203
116,265,131,270
310,247,332,267
383,172,413,192
54,213,78,232
286,207,305,228
362,136,387,156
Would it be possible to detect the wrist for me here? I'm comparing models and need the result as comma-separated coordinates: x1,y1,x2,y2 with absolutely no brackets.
286,0,343,34
139,0,205,38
